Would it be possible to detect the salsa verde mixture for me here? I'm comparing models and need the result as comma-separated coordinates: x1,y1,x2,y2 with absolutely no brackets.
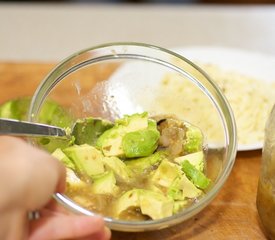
52,112,210,221
0,98,210,221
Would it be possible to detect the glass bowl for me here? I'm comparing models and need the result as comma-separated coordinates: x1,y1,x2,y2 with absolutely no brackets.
28,42,237,232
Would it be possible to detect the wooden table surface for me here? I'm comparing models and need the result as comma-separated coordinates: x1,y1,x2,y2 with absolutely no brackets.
0,62,267,239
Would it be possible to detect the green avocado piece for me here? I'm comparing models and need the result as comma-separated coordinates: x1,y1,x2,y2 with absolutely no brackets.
96,112,159,158
122,129,160,158
124,151,167,174
114,189,140,218
63,144,105,177
173,200,188,214
96,124,125,157
102,156,132,183
66,168,86,190
168,175,202,201
139,189,174,220
121,116,160,158
72,117,114,146
181,160,211,190
151,160,181,188
38,100,73,128
0,97,73,127
0,97,30,120
52,148,76,171
34,99,74,152
91,171,119,196
116,112,148,130
114,189,174,220
183,124,204,154
0,97,75,152
174,151,205,172
147,118,158,130
37,137,74,154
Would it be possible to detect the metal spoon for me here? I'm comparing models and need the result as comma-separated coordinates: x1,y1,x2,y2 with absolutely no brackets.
0,118,68,139
0,117,113,144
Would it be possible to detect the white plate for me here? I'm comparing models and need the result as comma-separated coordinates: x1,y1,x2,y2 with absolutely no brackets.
172,46,275,151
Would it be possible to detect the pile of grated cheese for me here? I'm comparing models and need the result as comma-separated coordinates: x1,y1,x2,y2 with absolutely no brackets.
200,64,275,146
145,63,275,147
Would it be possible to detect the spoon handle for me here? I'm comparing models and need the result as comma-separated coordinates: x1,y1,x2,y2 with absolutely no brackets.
0,118,67,138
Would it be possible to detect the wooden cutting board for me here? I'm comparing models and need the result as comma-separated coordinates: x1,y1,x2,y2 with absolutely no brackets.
0,62,267,239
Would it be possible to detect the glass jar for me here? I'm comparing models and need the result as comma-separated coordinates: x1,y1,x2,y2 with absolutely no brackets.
257,104,275,239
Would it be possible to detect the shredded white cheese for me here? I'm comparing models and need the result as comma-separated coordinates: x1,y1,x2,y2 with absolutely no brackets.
143,63,275,147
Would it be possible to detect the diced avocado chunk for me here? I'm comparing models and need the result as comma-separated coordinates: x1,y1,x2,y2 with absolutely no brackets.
38,137,74,154
151,160,181,188
102,156,132,183
116,112,148,130
35,100,73,152
72,117,114,146
173,200,188,214
147,118,158,130
122,116,159,158
39,100,73,128
96,124,125,157
184,125,204,154
0,97,74,152
181,160,211,190
0,97,30,120
52,148,76,171
114,189,173,220
122,129,160,158
139,189,174,220
124,151,167,174
174,151,205,172
0,97,73,128
91,171,119,196
66,168,87,191
168,175,202,200
114,189,140,218
63,144,104,177
96,112,160,158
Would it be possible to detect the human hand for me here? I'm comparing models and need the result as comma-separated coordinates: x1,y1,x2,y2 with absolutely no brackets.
0,136,111,240
29,199,111,240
